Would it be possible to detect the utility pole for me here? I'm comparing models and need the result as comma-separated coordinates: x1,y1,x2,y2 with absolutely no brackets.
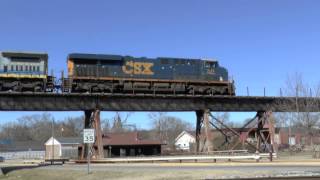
51,117,55,164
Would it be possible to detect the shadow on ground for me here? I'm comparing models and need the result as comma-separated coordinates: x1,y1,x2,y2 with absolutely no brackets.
0,164,61,175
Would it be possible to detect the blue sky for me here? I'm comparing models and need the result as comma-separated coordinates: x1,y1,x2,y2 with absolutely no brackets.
0,0,320,129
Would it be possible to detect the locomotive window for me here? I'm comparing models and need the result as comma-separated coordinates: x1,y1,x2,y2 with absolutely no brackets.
176,59,186,65
161,59,169,64
205,61,216,68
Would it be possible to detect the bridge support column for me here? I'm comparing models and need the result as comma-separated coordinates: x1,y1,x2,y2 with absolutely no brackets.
81,109,104,160
195,109,213,153
255,111,275,162
195,110,204,153
256,111,264,155
203,109,214,152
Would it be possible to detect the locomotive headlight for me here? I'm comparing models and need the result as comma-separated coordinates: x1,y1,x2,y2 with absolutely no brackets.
219,76,223,81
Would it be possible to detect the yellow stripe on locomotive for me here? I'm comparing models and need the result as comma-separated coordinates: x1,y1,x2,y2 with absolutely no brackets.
0,73,47,79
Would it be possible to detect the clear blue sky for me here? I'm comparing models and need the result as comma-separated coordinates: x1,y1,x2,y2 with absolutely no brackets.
0,0,320,129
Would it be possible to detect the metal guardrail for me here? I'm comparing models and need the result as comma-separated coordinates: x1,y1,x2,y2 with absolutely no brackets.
75,153,277,163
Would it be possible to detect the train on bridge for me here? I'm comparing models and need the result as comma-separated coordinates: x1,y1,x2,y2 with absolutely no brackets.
0,51,235,95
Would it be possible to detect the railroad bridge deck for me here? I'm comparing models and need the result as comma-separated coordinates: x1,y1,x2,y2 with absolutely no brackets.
0,92,320,112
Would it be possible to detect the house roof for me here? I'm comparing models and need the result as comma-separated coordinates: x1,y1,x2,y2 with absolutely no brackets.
175,131,196,142
102,132,163,146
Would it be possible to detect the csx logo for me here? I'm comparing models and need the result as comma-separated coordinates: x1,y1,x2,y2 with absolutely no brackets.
122,61,154,75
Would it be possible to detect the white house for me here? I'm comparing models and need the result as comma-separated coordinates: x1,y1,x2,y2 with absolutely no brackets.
175,131,196,151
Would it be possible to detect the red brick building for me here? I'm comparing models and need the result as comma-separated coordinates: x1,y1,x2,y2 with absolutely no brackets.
102,132,164,157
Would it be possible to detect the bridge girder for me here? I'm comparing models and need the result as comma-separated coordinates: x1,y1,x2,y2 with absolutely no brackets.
0,93,320,112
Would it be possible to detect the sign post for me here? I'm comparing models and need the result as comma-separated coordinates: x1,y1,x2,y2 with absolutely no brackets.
83,128,95,174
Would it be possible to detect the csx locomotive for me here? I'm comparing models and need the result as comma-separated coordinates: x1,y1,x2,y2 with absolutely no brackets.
0,51,235,95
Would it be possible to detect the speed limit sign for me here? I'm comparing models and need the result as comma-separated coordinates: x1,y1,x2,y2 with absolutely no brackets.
83,129,95,143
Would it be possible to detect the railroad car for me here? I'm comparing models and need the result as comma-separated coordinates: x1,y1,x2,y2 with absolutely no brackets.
0,51,54,92
65,53,235,95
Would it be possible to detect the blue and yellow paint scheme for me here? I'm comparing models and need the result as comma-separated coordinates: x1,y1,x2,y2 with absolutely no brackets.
0,51,48,79
67,53,229,82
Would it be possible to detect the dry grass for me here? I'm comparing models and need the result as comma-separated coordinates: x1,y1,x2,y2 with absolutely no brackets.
0,168,264,180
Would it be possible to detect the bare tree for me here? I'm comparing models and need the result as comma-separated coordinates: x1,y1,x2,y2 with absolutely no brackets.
110,112,133,133
0,113,85,142
211,112,230,128
149,112,193,148
276,72,320,146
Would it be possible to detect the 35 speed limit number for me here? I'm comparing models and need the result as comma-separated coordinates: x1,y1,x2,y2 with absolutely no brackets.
83,129,95,143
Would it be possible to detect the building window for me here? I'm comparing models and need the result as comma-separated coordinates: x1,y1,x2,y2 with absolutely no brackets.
16,65,19,71
11,65,14,71
37,66,40,72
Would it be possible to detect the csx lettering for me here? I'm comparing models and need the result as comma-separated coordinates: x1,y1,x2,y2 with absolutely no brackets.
122,61,154,75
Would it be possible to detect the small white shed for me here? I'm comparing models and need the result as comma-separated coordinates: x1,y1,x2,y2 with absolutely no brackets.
44,137,82,160
44,137,61,159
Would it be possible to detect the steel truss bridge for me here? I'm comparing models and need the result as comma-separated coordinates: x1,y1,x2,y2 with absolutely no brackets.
1,92,320,161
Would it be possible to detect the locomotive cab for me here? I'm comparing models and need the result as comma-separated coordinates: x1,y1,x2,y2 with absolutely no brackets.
204,60,217,75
